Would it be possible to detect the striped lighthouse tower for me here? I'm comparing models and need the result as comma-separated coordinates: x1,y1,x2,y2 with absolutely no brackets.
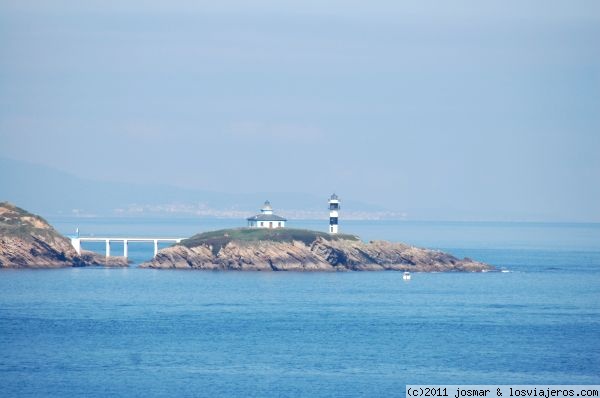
328,193,340,234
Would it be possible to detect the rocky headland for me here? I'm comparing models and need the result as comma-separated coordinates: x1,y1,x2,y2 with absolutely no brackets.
0,202,128,268
141,228,492,272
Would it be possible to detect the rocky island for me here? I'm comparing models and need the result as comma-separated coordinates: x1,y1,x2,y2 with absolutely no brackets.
0,202,127,268
141,228,492,272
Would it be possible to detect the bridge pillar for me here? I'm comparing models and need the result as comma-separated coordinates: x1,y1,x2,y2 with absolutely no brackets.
70,238,81,255
123,239,128,258
105,239,111,258
153,240,158,258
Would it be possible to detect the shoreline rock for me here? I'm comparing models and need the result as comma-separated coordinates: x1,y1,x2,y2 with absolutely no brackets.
78,250,129,267
141,228,493,272
0,202,128,268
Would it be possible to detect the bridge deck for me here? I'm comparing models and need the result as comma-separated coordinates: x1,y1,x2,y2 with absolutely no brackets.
70,237,184,258
77,237,183,242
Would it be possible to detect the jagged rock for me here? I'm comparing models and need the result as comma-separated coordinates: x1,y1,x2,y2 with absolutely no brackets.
140,228,492,272
78,250,129,267
0,202,128,268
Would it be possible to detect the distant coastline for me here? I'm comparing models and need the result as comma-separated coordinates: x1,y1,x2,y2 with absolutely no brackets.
65,206,410,221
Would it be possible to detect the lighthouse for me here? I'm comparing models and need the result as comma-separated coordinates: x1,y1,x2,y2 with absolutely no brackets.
328,193,340,234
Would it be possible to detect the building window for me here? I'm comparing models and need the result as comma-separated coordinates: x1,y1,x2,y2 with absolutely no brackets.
278,222,282,227
260,222,263,227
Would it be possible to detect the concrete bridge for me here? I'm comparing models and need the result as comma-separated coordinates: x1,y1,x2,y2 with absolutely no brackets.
70,237,184,259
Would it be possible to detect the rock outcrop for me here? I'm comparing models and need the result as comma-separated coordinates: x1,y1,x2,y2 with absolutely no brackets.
141,228,492,272
0,202,127,268
78,250,129,268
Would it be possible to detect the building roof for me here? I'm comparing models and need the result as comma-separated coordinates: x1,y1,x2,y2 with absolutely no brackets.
330,193,339,200
247,214,287,222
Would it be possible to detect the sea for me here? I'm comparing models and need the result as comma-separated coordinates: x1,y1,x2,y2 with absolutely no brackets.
1,218,599,397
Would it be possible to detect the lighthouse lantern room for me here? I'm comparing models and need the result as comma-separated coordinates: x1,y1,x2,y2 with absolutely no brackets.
328,193,340,234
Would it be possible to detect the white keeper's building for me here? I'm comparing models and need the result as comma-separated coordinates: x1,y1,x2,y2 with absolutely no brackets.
247,201,287,229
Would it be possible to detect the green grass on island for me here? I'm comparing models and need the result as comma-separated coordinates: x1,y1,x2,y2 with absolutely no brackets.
0,202,58,241
181,227,359,255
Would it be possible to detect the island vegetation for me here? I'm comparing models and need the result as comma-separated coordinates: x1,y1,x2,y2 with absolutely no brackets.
182,227,359,255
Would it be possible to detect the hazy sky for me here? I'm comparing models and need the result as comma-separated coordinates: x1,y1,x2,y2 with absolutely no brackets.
1,0,599,221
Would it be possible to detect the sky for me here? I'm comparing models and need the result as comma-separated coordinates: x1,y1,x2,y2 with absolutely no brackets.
1,0,599,221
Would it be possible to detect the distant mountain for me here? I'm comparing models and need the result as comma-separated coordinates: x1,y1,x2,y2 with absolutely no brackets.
0,157,400,219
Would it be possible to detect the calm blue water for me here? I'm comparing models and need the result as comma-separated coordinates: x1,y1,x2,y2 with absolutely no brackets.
1,219,600,397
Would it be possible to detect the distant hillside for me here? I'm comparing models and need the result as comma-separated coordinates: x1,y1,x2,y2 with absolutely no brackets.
0,157,396,218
